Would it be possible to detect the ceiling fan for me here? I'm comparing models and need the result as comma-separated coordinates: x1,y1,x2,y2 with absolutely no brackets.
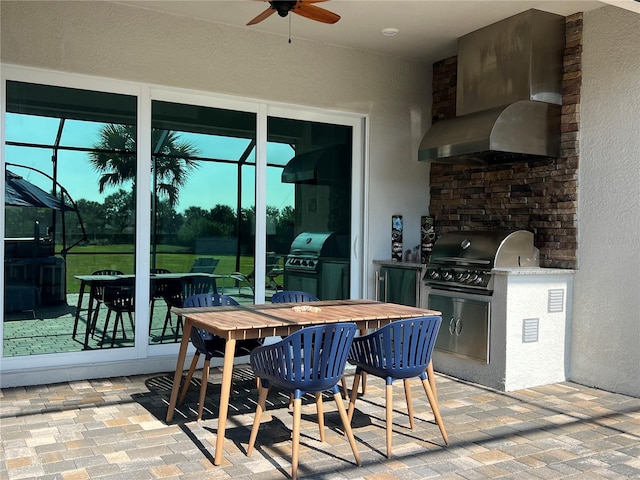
247,0,340,26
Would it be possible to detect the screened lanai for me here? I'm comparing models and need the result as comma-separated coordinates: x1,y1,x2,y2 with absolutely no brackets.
3,79,353,357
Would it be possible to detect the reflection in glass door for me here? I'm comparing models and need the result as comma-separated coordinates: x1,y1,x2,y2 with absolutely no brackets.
148,101,257,343
3,81,137,356
267,117,352,301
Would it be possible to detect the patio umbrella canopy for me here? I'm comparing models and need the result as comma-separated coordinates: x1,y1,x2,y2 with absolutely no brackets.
5,169,74,211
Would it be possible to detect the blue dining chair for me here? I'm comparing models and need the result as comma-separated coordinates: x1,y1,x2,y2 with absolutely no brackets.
177,293,262,421
161,275,217,342
270,290,322,402
270,290,319,303
347,316,449,458
247,323,361,480
98,278,135,348
88,269,124,339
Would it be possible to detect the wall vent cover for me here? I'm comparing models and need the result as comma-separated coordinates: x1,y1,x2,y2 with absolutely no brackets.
548,289,565,313
523,318,539,343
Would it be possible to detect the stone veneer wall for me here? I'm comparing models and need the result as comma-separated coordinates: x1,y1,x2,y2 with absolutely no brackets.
429,13,583,269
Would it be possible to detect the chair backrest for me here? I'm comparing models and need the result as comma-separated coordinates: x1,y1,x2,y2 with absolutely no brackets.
266,253,281,271
91,270,124,296
92,269,123,275
102,278,135,308
183,293,239,351
189,257,219,274
182,275,217,296
151,268,171,274
348,316,442,379
183,293,239,308
271,290,319,303
163,275,217,307
251,323,357,394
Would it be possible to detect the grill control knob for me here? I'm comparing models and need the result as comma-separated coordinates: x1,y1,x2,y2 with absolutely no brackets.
427,269,440,280
442,270,454,281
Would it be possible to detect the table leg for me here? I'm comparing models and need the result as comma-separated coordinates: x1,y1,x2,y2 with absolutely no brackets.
82,285,101,350
165,318,193,423
72,280,87,339
214,337,237,465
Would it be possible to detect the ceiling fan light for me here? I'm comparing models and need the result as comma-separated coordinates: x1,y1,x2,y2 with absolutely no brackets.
381,27,399,37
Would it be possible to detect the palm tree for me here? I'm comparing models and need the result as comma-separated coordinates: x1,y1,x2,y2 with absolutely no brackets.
90,124,200,268
89,124,200,207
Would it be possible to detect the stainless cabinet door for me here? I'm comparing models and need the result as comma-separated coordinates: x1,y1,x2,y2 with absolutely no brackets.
429,293,490,363
378,267,419,306
320,262,349,300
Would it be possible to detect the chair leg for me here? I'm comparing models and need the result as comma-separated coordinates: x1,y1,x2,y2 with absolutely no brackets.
384,382,394,458
347,373,362,422
197,359,210,422
315,393,325,442
247,383,269,456
291,397,302,480
420,373,449,445
174,315,183,342
149,299,155,334
332,391,361,466
118,312,127,341
160,311,172,343
341,376,348,399
111,312,121,347
127,311,134,334
404,378,415,430
90,303,102,338
178,353,200,406
426,360,438,403
100,310,112,348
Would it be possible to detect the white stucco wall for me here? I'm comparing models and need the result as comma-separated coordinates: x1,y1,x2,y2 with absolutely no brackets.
0,0,432,298
1,1,432,385
2,2,639,397
572,5,640,397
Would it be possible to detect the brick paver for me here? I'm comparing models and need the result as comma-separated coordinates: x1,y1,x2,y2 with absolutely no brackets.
1,366,639,479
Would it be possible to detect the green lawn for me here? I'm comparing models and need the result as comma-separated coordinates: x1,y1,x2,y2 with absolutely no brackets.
64,244,259,293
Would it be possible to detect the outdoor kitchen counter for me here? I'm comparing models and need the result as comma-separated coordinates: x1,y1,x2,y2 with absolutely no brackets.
493,267,576,275
432,267,575,392
373,259,425,269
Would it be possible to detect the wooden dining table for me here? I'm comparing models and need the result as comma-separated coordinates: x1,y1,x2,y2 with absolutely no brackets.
165,298,441,465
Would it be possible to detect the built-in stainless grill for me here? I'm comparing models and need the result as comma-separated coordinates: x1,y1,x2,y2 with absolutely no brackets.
426,230,539,363
425,230,539,294
284,232,349,299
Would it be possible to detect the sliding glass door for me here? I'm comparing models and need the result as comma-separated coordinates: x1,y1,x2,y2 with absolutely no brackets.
148,100,257,343
3,80,137,355
2,72,361,359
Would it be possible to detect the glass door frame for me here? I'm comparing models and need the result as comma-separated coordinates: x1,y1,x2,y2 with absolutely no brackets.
1,64,367,371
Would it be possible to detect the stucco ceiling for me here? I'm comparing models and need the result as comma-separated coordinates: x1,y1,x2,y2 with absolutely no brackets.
108,0,638,65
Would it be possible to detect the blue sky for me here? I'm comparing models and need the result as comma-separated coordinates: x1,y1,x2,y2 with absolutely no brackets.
5,114,294,214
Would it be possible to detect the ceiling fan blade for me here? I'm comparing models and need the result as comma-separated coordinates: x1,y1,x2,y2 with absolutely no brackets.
247,6,276,26
293,3,340,24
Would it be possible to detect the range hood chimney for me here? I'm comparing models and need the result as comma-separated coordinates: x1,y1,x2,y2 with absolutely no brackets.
419,9,565,164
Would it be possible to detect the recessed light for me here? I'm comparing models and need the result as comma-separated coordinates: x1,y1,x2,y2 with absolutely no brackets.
381,27,399,37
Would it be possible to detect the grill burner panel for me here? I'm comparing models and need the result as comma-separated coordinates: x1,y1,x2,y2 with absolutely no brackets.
284,231,349,300
425,230,539,294
285,255,319,272
285,232,346,272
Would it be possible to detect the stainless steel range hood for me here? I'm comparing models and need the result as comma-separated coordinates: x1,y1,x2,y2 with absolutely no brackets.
282,144,350,185
419,9,565,165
